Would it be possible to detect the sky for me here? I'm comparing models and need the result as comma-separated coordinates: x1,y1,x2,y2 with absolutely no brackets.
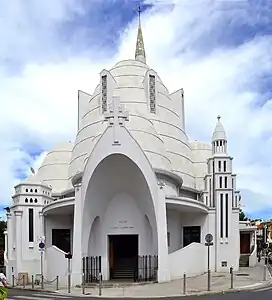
0,0,271,220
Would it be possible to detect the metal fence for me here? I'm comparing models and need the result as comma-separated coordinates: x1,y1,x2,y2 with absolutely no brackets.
135,255,158,282
82,256,101,283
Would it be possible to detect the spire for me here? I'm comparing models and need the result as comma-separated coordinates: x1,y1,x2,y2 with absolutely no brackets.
212,115,227,142
212,115,227,155
135,4,146,64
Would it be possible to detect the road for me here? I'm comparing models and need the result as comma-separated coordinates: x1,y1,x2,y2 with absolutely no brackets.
6,284,272,299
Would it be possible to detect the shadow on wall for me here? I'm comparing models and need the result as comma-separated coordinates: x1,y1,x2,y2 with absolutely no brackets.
168,242,207,280
45,246,68,285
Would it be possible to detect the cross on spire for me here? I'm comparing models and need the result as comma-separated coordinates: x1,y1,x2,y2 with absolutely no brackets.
135,3,146,63
104,97,129,145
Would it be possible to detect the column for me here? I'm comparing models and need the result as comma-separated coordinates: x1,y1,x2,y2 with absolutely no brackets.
15,210,23,274
156,184,170,282
71,182,82,286
6,213,12,260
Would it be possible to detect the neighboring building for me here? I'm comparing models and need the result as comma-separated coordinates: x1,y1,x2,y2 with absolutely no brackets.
5,15,245,286
239,221,257,267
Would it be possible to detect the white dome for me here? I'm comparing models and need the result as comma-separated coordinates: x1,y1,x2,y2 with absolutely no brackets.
37,142,73,193
69,59,196,189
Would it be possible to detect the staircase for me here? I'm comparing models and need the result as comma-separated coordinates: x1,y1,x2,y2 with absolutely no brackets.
239,254,250,267
112,258,136,280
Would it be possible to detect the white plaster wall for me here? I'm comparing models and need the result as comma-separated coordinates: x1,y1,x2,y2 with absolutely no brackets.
100,193,152,256
45,246,68,285
169,242,207,279
166,210,182,253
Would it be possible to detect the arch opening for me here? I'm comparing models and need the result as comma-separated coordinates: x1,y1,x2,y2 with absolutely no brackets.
82,154,158,280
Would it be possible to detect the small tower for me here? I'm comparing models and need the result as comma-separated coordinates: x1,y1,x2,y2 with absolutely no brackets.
204,116,240,272
6,169,52,280
212,115,227,155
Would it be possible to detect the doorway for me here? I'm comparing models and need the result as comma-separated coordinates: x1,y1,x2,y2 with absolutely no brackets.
183,226,201,247
108,234,138,280
240,233,250,254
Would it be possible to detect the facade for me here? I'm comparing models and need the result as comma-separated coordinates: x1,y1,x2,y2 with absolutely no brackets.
5,18,245,286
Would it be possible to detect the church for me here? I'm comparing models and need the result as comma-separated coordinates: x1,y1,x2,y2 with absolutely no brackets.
4,14,243,286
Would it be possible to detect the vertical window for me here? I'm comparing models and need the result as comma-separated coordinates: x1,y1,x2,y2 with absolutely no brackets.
224,176,227,188
209,178,212,206
225,194,229,238
167,232,170,247
208,162,210,174
232,178,234,207
219,176,222,188
149,75,156,113
218,161,221,172
101,75,107,113
220,194,224,238
29,208,34,242
223,161,226,172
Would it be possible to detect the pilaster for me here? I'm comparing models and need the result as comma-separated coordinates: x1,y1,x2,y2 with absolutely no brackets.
6,213,12,260
71,182,82,286
15,210,23,274
156,184,170,282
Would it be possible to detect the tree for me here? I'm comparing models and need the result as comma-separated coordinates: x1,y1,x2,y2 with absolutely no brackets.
0,220,6,248
239,209,248,221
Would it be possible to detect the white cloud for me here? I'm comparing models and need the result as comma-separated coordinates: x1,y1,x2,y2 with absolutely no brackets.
0,0,271,217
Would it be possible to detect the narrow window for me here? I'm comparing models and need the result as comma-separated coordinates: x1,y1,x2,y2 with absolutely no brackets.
232,178,234,207
167,232,170,247
29,208,34,242
223,161,226,172
26,189,28,192
209,178,212,206
224,176,227,188
30,189,33,192
149,75,156,113
101,75,107,113
225,194,229,238
218,161,221,172
208,162,210,174
219,176,222,188
220,194,224,238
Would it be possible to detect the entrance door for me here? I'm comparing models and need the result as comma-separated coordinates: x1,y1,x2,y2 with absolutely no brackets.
183,226,201,247
240,233,250,254
108,235,138,280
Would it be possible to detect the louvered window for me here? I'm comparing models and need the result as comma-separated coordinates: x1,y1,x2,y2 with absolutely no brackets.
149,75,156,113
101,75,107,113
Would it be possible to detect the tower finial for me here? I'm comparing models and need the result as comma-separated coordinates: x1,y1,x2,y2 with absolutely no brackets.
217,115,221,121
135,3,146,63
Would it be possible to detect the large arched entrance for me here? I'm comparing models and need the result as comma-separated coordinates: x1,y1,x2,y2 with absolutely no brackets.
82,154,158,281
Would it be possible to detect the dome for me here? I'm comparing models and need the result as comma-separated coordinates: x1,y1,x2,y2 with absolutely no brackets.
37,142,73,194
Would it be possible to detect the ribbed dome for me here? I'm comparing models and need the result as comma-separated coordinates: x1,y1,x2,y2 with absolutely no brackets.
69,58,197,188
37,142,73,193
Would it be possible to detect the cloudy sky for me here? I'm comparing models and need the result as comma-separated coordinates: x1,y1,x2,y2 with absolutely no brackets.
0,0,271,219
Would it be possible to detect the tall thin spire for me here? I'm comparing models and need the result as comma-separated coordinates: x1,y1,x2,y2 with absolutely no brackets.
135,4,146,63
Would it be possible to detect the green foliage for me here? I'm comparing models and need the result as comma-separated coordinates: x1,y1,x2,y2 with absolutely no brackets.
239,209,248,221
0,220,7,247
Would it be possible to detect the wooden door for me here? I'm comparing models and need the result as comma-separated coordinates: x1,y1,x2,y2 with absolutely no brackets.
240,234,250,254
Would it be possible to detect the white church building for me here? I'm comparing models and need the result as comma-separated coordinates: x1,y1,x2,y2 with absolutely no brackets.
5,16,245,286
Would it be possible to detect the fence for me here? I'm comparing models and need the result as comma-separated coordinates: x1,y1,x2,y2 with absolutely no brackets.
82,256,101,284
11,274,59,290
134,255,158,282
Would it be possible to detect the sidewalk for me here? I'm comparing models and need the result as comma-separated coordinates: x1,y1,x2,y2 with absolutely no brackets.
12,263,271,298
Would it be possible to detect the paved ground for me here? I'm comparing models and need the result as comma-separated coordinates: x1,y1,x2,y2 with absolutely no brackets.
6,283,272,299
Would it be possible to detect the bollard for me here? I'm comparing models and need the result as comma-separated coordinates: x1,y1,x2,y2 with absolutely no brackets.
23,275,25,289
82,273,85,295
56,276,59,291
41,275,44,289
230,267,234,289
207,269,211,291
31,275,34,289
12,275,15,287
68,273,71,293
98,273,102,296
263,264,266,281
183,273,186,295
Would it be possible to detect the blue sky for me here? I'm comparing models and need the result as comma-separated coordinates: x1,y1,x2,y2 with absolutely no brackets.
0,0,271,220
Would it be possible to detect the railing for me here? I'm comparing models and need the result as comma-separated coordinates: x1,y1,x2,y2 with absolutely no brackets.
134,255,158,282
11,274,59,290
82,256,101,283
